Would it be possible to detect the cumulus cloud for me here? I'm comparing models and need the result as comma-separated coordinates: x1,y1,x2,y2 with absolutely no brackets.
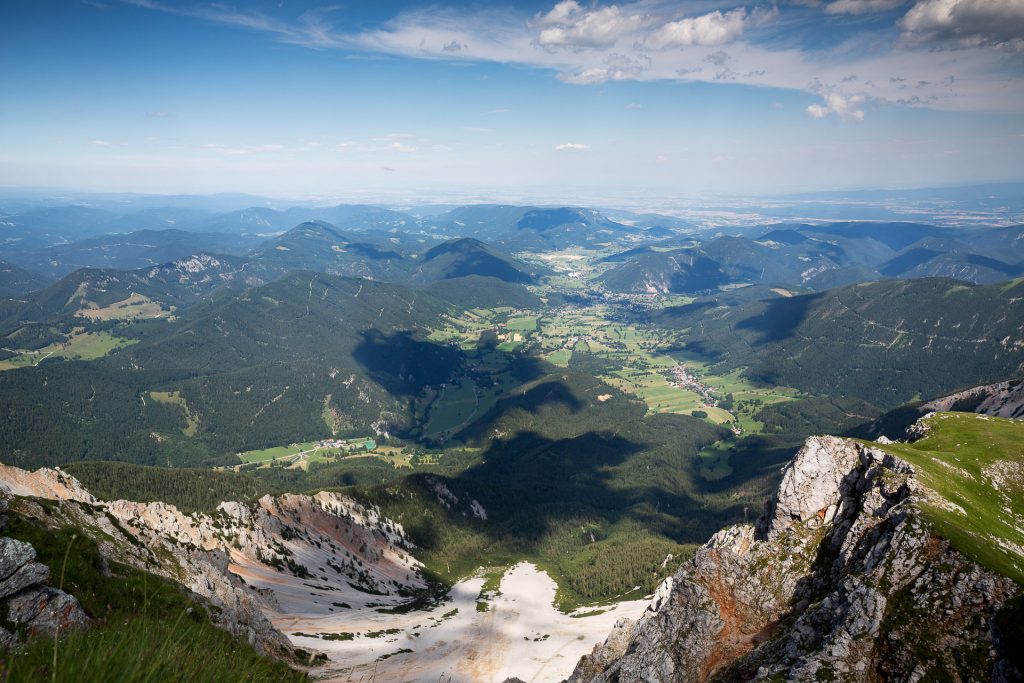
555,142,590,150
900,0,1024,50
533,0,648,49
806,92,866,120
646,6,777,49
825,0,907,15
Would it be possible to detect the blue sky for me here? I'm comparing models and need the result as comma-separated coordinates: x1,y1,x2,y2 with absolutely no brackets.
1,0,1022,200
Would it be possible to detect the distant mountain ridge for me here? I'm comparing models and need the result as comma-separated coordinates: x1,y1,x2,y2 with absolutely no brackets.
600,222,1024,293
411,237,543,283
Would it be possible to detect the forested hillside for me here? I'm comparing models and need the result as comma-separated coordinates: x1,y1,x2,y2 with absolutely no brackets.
658,277,1024,408
0,272,461,466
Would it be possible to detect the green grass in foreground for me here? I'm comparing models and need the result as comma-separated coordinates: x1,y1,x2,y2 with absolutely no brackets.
1,613,306,683
868,412,1024,584
0,506,305,682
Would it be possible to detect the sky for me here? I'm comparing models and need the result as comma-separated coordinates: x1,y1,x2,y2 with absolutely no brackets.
1,0,1023,201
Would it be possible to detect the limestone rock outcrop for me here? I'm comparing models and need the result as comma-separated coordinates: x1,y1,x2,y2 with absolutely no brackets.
0,499,89,647
568,435,1021,682
0,466,424,662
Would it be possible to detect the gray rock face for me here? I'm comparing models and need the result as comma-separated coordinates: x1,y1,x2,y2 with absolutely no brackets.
0,499,90,645
567,436,1021,683
7,586,90,638
922,379,1024,420
0,537,39,585
759,435,863,539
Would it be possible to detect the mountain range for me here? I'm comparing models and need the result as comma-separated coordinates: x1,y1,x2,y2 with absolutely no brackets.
1,192,1023,681
600,222,1024,294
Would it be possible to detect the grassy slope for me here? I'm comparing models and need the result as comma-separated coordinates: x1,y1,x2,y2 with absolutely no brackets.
0,331,136,371
868,412,1024,584
0,502,305,682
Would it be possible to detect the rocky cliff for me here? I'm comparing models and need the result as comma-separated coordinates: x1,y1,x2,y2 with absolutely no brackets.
568,422,1023,682
0,464,424,662
860,379,1024,442
920,379,1024,420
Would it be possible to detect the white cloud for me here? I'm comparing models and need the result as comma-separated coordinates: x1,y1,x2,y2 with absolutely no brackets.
555,143,591,150
533,1,648,49
825,0,907,15
121,0,1024,114
557,58,645,84
646,7,775,49
900,0,1024,50
389,142,417,153
90,139,111,146
806,92,866,120
122,0,346,49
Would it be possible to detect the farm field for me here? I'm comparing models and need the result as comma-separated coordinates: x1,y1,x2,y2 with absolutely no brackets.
238,441,321,464
423,379,479,438
421,350,523,443
0,330,137,371
696,441,735,480
427,294,801,434
77,292,170,321
237,436,386,468
533,305,800,431
148,390,200,436
506,316,537,331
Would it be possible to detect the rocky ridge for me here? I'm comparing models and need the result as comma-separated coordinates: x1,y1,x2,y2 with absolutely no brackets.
920,379,1024,420
0,464,424,662
568,431,1022,682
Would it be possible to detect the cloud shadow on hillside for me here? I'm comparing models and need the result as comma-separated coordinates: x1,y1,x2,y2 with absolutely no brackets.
735,292,825,344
